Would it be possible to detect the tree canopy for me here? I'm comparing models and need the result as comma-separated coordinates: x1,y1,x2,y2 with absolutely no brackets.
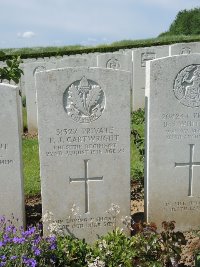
159,7,200,37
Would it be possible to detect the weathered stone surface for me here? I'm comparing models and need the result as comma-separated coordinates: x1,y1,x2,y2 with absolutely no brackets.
170,42,200,55
97,53,132,71
36,67,130,242
0,83,25,226
56,56,97,68
0,78,23,132
24,57,93,133
24,61,57,133
145,54,200,231
19,64,26,97
132,46,169,111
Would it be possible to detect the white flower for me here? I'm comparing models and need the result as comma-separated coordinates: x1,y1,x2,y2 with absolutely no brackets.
106,203,120,215
102,239,107,248
43,211,54,223
71,204,80,216
98,239,107,250
121,216,132,230
43,211,64,235
48,222,64,235
106,250,112,256
87,256,105,267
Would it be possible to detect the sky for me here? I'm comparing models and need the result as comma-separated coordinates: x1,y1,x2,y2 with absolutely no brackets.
0,0,200,49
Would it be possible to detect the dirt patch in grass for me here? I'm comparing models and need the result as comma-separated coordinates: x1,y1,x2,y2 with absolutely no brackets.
23,131,38,139
25,194,42,226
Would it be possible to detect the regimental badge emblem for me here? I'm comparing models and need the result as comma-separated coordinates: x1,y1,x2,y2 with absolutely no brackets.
63,76,106,123
181,47,191,55
173,64,200,108
106,58,120,69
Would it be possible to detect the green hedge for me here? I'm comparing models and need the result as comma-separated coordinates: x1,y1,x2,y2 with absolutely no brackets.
0,35,200,61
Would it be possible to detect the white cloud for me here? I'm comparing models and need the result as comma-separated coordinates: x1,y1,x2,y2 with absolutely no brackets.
17,31,35,39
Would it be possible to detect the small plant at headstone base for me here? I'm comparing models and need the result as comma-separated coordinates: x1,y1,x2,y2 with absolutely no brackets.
158,221,186,267
0,216,57,267
87,228,136,267
131,220,186,267
0,56,23,84
131,221,163,267
0,215,188,267
159,221,186,266
55,235,91,266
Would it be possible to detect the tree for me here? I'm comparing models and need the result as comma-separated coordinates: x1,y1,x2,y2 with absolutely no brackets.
0,56,23,84
158,7,200,37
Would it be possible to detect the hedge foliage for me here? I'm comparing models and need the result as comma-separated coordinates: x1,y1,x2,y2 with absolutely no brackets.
1,35,200,61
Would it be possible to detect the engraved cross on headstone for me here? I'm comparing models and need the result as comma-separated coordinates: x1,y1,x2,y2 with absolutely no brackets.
69,159,103,213
175,144,200,197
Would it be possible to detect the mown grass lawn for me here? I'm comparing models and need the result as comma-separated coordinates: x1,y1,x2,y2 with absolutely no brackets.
23,138,40,196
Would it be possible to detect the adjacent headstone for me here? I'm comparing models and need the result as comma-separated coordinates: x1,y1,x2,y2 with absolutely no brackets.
97,53,132,71
0,78,23,132
170,42,200,56
36,67,130,242
22,58,37,63
24,57,96,133
19,64,26,97
145,54,200,231
132,46,169,111
24,60,57,133
86,53,98,67
56,56,97,68
0,83,25,226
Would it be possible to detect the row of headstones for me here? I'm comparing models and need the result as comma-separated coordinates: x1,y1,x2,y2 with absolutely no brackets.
3,41,200,134
1,49,200,242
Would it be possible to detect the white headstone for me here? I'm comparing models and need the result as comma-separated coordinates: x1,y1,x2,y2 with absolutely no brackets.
19,63,26,97
36,67,130,242
145,54,200,231
56,56,97,68
24,61,57,133
97,53,132,71
132,46,169,111
0,76,23,132
24,57,95,133
0,83,25,226
170,42,200,56
22,58,36,63
86,53,98,67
